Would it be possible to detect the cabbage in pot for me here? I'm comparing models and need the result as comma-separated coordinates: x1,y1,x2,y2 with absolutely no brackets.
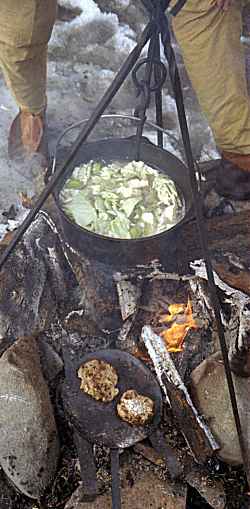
59,160,185,239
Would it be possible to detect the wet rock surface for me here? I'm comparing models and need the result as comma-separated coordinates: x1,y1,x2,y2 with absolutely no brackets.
0,336,60,499
0,468,30,509
185,466,226,509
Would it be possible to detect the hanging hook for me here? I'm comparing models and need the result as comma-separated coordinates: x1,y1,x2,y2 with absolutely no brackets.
132,58,167,94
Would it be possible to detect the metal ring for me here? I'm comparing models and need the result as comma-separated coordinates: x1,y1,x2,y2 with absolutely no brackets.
132,58,167,92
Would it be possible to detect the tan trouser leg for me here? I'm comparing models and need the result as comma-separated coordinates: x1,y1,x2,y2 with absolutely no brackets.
0,43,48,115
0,0,57,114
172,0,250,154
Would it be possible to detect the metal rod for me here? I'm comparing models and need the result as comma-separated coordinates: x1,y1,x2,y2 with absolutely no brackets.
0,22,153,272
152,0,164,148
154,34,164,148
159,8,250,485
135,25,158,160
170,0,188,16
110,449,121,509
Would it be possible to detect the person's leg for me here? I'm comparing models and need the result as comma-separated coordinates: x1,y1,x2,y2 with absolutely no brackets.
0,43,48,116
172,0,250,199
0,0,57,162
173,0,249,154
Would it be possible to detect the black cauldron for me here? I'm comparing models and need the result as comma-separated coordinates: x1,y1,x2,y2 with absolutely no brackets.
53,137,193,268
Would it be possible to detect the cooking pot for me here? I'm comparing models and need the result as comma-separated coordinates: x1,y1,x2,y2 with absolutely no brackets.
52,136,193,268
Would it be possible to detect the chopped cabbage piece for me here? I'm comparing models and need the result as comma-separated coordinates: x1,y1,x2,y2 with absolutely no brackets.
66,192,97,227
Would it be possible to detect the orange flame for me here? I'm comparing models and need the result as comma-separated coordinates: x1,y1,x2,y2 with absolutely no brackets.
159,298,197,352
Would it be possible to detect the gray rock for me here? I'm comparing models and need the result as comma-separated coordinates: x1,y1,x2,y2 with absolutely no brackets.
0,336,60,499
185,466,226,509
191,352,250,465
0,468,32,509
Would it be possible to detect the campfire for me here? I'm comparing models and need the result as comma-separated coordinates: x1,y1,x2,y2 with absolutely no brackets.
159,298,197,353
1,203,250,509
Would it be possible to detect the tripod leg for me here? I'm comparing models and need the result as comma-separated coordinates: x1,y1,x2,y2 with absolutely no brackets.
154,35,164,148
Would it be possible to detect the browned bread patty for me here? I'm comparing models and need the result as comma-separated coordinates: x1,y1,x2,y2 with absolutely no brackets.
77,359,119,402
117,389,154,426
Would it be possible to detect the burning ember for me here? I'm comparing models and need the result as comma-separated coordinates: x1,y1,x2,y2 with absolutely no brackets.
159,298,197,352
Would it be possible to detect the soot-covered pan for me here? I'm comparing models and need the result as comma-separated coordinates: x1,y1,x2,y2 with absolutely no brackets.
62,349,162,449
61,349,162,509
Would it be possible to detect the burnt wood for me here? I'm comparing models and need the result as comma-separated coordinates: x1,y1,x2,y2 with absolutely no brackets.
162,375,217,463
142,326,219,463
149,429,184,479
175,210,250,274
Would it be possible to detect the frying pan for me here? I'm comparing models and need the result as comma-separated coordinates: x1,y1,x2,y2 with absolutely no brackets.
61,349,162,508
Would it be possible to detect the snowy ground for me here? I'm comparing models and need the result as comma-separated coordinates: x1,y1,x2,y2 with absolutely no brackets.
0,0,217,227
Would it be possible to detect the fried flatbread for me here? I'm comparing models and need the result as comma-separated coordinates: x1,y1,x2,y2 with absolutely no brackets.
77,359,119,402
117,389,154,426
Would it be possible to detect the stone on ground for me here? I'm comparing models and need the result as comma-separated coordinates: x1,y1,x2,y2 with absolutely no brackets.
0,336,60,499
191,352,250,465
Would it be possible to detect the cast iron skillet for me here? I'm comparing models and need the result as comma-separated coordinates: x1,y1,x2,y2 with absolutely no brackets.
62,349,163,509
62,349,162,449
53,137,193,268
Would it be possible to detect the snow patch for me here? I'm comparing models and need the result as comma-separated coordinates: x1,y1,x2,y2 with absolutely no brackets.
107,23,136,53
52,0,119,53
58,0,101,21
0,205,29,242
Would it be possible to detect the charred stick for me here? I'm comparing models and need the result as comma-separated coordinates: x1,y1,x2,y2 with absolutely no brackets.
116,279,142,321
141,326,219,463
191,261,250,377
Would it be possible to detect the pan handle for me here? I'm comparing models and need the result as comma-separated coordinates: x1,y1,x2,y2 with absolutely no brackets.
73,431,98,502
110,449,121,509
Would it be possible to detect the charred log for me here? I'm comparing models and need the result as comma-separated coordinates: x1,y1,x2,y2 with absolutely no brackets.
142,326,219,463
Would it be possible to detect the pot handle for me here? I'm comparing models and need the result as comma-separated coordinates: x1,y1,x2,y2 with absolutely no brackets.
49,114,183,179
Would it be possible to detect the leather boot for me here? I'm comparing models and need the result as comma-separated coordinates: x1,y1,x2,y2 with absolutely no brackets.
8,110,49,169
215,151,250,201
